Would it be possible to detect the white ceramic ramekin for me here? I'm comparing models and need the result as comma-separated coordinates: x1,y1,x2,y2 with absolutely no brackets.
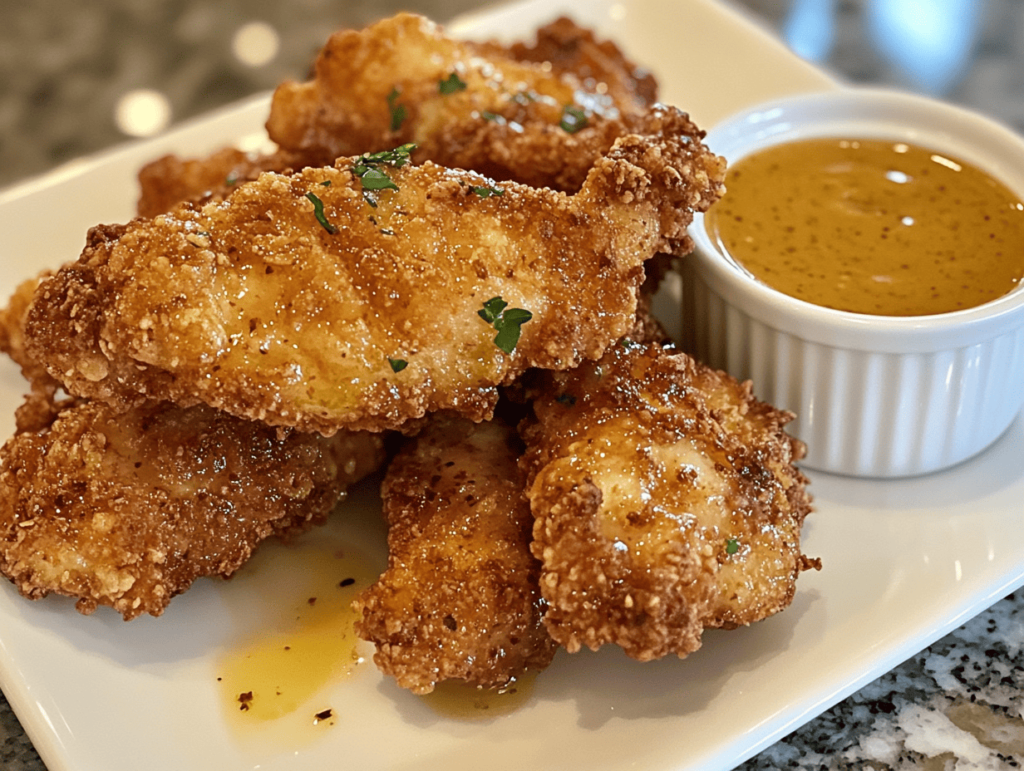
683,88,1024,477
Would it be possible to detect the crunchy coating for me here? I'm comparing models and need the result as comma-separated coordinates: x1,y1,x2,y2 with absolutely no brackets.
136,147,319,220
137,16,659,217
520,343,816,661
25,107,724,434
0,274,57,390
267,13,660,193
354,415,556,694
498,16,657,110
0,391,385,620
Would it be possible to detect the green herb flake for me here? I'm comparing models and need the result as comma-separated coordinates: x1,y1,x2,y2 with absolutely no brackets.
555,393,577,406
388,358,408,373
350,144,416,201
478,296,532,354
559,104,588,134
354,143,416,171
725,538,739,555
320,179,331,187
438,72,468,95
481,110,501,122
387,87,407,131
359,167,399,192
305,192,337,234
619,337,641,350
471,184,504,198
477,296,508,324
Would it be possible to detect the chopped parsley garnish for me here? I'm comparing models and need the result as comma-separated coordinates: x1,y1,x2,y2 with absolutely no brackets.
512,90,536,105
481,110,501,122
358,168,399,192
559,104,588,133
438,72,468,94
725,538,739,555
350,144,416,206
305,192,337,234
471,184,504,198
619,337,641,350
388,358,408,373
354,144,416,169
555,393,577,406
478,296,532,354
387,87,407,131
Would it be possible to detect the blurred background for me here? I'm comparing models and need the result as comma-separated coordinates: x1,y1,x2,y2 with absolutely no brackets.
1,0,1020,190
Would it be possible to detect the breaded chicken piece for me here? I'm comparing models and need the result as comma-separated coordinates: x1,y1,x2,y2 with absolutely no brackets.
267,14,661,194
0,390,385,620
0,274,57,390
519,343,817,660
136,16,658,217
495,16,657,111
25,108,724,435
136,147,320,219
354,415,556,694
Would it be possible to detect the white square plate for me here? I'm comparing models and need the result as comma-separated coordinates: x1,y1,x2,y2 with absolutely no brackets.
1,1,1022,770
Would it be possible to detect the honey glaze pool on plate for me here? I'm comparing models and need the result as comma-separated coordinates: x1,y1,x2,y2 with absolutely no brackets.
704,137,1024,316
215,532,381,748
213,496,538,755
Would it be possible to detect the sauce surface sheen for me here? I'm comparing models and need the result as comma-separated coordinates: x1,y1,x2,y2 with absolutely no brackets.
705,137,1024,316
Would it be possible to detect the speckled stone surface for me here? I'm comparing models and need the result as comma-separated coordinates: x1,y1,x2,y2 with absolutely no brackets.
1,1,1023,769
737,592,1024,770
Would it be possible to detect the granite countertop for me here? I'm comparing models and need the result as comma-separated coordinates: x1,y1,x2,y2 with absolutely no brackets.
1,1,1022,769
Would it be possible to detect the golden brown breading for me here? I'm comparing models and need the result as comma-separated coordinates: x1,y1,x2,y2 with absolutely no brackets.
519,343,816,661
135,15,659,218
136,147,320,219
497,15,658,110
266,13,661,193
354,415,556,694
25,108,724,435
0,274,57,390
0,392,385,620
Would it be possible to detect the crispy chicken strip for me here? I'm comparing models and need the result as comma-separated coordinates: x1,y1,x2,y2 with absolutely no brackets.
497,16,657,110
136,15,658,217
0,390,385,620
355,415,556,694
25,107,724,434
519,343,817,661
267,14,660,194
0,274,57,390
136,147,319,219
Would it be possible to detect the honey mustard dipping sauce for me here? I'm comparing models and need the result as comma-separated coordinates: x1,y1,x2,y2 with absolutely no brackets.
703,137,1024,316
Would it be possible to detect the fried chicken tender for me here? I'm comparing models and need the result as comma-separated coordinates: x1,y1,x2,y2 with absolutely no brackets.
136,147,320,219
266,13,661,193
498,16,657,109
25,107,724,435
0,274,57,390
0,390,385,620
519,343,817,661
354,415,556,694
136,15,659,217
